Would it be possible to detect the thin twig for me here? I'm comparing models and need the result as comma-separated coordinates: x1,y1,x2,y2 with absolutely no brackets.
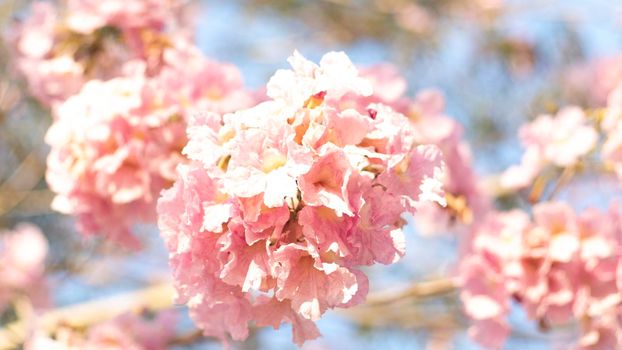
363,277,457,307
546,166,575,201
0,151,46,217
168,329,205,346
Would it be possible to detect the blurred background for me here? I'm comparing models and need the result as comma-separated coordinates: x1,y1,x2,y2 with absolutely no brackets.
1,0,622,348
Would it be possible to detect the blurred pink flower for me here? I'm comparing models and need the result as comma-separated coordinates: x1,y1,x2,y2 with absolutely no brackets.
0,224,49,314
45,45,255,248
65,0,180,35
9,0,189,108
460,210,527,348
460,201,622,349
501,107,597,190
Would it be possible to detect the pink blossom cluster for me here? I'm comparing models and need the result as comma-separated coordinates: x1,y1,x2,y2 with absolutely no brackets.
460,201,622,349
0,224,49,314
340,65,489,233
26,310,177,350
157,51,446,345
45,44,254,248
501,107,598,190
9,0,186,108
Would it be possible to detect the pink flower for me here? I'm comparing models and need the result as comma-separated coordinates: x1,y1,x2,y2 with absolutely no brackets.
0,224,49,314
9,0,190,108
298,144,358,216
45,45,254,248
267,50,373,109
459,210,527,348
13,2,56,58
65,0,180,35
501,107,598,190
271,244,362,321
460,201,622,349
378,144,446,211
519,203,581,323
16,54,85,109
158,50,445,346
46,77,165,247
339,65,489,235
224,119,311,208
346,186,407,265
252,297,321,345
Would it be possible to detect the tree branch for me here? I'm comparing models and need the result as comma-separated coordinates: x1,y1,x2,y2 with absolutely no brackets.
0,283,176,349
0,278,458,348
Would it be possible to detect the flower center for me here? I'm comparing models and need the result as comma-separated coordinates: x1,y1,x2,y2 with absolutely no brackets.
261,150,287,173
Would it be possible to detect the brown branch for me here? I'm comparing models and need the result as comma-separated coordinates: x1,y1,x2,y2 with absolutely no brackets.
0,190,54,218
168,329,205,346
546,166,576,201
0,283,176,349
362,277,457,307
0,278,458,348
337,278,460,330
0,151,46,217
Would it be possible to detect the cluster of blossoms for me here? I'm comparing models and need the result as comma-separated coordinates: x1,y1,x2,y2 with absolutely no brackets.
501,107,598,190
157,51,447,345
460,201,622,349
45,44,255,248
9,0,187,108
527,53,622,185
459,56,622,349
13,0,622,349
26,310,177,350
0,224,49,315
343,65,489,234
14,0,258,247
